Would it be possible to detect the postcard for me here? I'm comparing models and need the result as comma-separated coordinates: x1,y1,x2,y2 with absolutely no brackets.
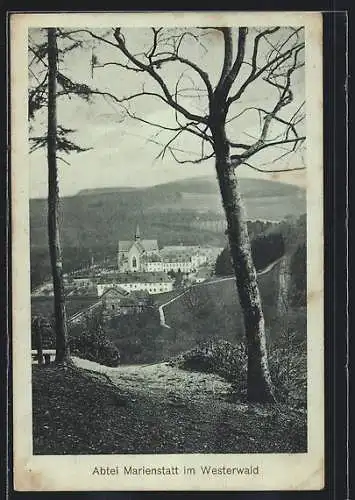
11,11,324,491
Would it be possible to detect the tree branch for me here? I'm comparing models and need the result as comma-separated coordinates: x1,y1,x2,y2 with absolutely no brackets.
56,156,71,166
218,28,248,100
94,61,144,72
215,28,233,91
169,149,214,164
58,28,120,50
228,141,250,149
250,28,280,75
227,29,304,106
113,28,208,124
227,28,248,83
137,132,212,161
141,29,214,99
233,159,306,173
28,44,48,68
228,40,304,165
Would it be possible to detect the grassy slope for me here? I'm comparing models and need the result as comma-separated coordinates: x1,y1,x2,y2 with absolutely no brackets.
31,296,99,319
163,266,283,344
161,264,307,368
97,270,280,365
32,363,306,455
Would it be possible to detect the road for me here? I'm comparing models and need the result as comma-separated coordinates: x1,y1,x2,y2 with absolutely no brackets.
158,290,190,328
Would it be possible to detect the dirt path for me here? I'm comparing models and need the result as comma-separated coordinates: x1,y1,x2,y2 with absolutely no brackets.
71,357,271,454
72,357,232,405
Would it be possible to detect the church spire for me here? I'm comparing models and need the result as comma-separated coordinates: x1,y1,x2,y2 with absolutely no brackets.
135,224,141,241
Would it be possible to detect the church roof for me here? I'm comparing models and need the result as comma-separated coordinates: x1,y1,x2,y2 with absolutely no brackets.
161,245,201,253
117,272,172,283
118,296,140,307
118,239,158,253
118,241,133,253
140,239,159,252
162,256,191,263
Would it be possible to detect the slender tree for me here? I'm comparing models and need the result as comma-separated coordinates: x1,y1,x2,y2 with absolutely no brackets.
28,28,94,363
63,26,305,401
46,28,69,362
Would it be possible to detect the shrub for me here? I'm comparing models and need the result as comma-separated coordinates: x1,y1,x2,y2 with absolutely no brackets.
31,315,55,349
70,328,120,367
103,310,162,364
268,342,307,407
169,339,247,387
170,338,306,407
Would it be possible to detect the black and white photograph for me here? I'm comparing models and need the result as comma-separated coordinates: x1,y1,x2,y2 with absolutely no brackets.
11,11,324,491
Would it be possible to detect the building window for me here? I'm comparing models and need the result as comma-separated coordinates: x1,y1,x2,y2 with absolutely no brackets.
132,256,137,268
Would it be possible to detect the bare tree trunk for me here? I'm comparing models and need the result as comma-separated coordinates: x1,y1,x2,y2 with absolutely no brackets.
212,121,275,402
47,28,70,363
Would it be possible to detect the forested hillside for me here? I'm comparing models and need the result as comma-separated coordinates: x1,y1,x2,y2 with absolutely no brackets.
30,176,305,289
30,176,305,249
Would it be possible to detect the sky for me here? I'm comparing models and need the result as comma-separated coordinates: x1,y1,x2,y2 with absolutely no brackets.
28,26,306,199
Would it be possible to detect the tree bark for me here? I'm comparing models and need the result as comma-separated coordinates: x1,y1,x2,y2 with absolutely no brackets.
47,28,70,363
212,120,275,402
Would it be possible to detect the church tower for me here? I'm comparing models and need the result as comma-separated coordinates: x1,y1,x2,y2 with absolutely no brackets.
135,224,141,241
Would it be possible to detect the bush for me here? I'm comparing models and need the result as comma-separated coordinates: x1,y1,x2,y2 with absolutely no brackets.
31,315,56,349
70,328,120,367
170,338,306,407
268,342,307,407
169,339,247,387
103,310,162,364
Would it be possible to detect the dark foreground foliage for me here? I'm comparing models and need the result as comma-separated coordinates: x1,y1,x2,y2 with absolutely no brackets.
169,340,247,385
32,316,121,367
69,329,121,367
32,364,306,455
169,339,307,407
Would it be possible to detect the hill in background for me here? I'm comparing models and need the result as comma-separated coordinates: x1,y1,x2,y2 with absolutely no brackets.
30,175,306,250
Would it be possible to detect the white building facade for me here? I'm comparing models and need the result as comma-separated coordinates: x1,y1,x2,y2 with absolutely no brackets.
97,270,174,297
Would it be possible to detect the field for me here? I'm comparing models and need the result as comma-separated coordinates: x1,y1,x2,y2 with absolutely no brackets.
152,289,186,306
162,265,306,353
164,269,279,341
31,296,99,320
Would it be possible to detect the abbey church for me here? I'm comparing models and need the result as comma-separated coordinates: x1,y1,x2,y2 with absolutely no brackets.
117,225,221,276
117,225,159,272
